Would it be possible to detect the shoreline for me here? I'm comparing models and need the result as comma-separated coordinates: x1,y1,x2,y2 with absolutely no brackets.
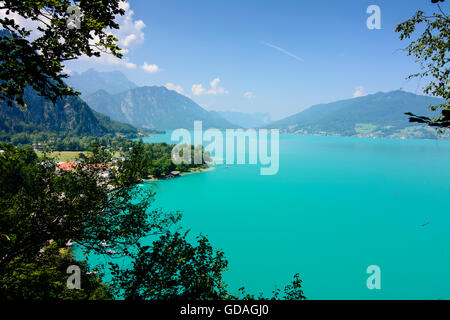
282,131,450,142
143,166,215,182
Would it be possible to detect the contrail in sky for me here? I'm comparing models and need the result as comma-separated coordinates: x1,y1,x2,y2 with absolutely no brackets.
261,41,304,62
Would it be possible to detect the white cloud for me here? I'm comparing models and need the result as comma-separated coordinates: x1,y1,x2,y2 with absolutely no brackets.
66,1,143,70
79,54,136,69
91,1,145,57
165,83,185,95
116,1,146,48
123,59,137,69
0,1,146,73
122,34,137,47
141,62,159,73
192,84,206,96
0,1,144,49
134,20,146,31
353,86,366,98
208,78,228,95
192,78,228,96
0,3,47,40
244,91,256,99
3,1,159,74
62,67,73,75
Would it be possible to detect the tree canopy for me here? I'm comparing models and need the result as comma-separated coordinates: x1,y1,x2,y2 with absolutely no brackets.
0,0,307,301
0,142,306,300
396,0,449,129
0,0,124,107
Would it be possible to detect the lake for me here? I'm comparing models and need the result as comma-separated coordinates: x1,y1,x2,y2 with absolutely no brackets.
138,132,450,299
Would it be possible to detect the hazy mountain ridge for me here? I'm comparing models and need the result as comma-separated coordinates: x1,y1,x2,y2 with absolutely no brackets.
267,91,447,139
211,111,272,128
66,68,137,96
85,86,239,130
0,87,139,137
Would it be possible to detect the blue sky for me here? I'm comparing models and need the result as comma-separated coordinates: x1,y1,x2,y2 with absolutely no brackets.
66,0,446,120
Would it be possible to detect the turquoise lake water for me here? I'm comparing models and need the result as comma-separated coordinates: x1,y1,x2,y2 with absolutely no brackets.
138,133,450,300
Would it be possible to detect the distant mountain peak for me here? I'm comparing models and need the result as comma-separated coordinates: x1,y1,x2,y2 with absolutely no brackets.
66,68,137,96
84,67,97,74
211,110,272,128
85,86,238,130
0,87,138,138
91,89,110,95
267,90,444,139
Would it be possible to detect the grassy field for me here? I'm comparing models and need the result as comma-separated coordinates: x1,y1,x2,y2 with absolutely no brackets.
38,151,89,162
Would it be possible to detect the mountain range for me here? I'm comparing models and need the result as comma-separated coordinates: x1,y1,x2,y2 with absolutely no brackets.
66,68,138,96
72,69,446,139
267,90,446,139
3,68,444,141
211,111,272,129
64,69,241,130
0,87,139,138
84,86,239,130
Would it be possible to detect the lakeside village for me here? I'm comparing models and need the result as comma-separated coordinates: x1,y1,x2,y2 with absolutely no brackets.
55,158,183,180
28,141,212,184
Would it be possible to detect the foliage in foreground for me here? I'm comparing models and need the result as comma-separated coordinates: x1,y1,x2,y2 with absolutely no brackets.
0,241,111,300
396,1,449,129
112,231,305,301
0,143,306,300
0,0,125,107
